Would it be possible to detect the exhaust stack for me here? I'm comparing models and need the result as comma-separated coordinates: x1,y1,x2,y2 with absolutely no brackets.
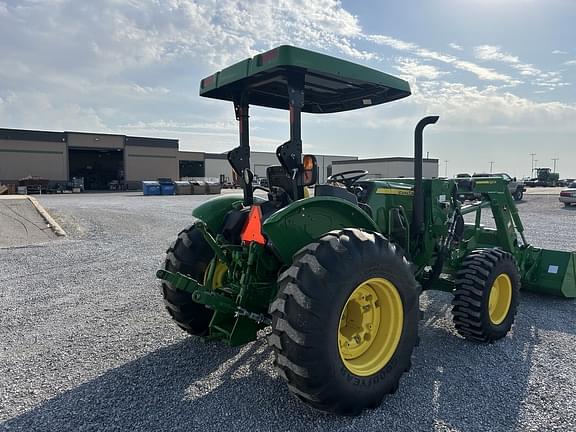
413,116,439,238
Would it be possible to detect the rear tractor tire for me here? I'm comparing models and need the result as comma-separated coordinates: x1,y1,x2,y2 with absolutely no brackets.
452,248,520,342
514,189,523,201
269,228,420,415
161,225,223,336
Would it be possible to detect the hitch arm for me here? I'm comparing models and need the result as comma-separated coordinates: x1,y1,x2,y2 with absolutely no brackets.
156,269,203,293
195,221,230,265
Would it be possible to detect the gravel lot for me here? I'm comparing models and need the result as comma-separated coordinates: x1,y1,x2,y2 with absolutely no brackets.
1,193,575,432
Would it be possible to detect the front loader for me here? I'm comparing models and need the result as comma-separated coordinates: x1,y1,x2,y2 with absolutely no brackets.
157,45,576,415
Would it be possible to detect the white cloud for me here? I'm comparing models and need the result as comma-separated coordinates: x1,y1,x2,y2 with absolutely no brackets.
394,58,447,80
473,45,568,90
367,35,517,83
0,92,107,132
368,35,418,51
474,45,520,64
449,43,464,51
452,60,516,82
411,80,576,132
565,59,576,66
0,0,373,133
552,50,567,55
0,0,573,147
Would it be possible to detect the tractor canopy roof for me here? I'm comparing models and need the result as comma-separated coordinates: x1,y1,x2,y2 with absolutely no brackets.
199,45,411,113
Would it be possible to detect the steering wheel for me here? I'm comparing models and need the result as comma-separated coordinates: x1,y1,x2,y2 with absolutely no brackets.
327,170,368,188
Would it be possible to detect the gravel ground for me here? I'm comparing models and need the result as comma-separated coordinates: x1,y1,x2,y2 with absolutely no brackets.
1,193,575,432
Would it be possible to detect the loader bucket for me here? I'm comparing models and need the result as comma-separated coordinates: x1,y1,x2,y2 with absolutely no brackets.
523,248,576,298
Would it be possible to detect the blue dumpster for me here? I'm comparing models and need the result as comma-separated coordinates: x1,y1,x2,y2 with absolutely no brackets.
159,180,175,195
142,181,161,196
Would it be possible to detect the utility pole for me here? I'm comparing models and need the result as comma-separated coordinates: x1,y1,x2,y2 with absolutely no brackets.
489,161,495,173
529,153,536,175
444,160,448,177
552,158,559,173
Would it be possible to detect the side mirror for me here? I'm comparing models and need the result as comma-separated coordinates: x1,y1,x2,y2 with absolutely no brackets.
301,155,318,186
513,177,517,182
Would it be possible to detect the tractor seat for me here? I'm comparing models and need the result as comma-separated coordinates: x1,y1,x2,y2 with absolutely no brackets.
315,184,373,217
314,184,358,205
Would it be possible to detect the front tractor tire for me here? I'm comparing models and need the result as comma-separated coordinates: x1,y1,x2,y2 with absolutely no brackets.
452,248,520,342
161,225,215,336
269,229,420,415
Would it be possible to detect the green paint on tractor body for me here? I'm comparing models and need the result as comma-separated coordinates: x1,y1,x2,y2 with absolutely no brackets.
262,196,379,263
158,45,575,351
199,45,410,113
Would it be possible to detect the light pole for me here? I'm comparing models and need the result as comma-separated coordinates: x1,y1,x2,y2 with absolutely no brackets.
552,158,559,173
444,160,448,177
489,161,495,173
529,153,536,175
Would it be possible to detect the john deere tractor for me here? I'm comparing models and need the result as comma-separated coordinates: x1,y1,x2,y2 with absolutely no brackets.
157,46,576,415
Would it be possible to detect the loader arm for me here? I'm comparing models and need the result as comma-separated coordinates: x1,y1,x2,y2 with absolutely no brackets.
457,177,576,298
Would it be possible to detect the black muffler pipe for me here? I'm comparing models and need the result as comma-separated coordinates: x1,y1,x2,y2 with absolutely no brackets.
413,116,439,239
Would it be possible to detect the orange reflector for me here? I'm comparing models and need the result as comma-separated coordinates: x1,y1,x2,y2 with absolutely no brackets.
303,154,315,170
241,205,266,245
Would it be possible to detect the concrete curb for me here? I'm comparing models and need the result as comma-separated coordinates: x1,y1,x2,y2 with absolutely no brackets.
27,196,67,237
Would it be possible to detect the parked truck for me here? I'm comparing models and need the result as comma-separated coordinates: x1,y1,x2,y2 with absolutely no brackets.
455,172,525,201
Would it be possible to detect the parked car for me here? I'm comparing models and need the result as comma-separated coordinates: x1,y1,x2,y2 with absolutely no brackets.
559,182,576,207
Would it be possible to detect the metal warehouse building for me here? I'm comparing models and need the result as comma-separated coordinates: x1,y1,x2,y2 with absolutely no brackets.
0,128,179,190
196,151,357,184
333,157,439,179
1,127,438,190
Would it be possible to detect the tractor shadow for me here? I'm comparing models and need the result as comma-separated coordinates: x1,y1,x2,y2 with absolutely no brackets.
413,289,576,431
3,292,574,432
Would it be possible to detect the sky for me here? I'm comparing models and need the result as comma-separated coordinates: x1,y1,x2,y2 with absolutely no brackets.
1,0,575,178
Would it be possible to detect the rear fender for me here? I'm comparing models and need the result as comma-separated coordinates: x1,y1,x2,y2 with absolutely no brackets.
262,196,380,263
192,194,266,232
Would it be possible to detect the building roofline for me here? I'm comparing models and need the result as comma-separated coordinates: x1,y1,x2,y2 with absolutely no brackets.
0,127,178,149
333,157,439,164
205,153,228,160
0,128,66,143
125,136,178,149
248,150,358,159
65,130,124,138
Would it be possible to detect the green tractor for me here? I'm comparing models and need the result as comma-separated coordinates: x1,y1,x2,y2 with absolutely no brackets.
157,46,576,415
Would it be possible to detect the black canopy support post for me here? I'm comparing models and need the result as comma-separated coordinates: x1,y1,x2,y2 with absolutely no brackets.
228,92,253,206
276,71,305,200
412,116,439,242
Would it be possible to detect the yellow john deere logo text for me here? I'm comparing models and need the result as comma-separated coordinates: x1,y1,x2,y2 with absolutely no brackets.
376,188,414,196
475,180,497,185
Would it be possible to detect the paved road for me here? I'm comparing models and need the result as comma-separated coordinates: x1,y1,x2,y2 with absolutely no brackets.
0,197,56,248
1,193,575,431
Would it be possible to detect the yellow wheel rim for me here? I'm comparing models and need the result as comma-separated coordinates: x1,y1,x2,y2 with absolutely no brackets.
338,278,404,377
488,273,512,325
203,260,227,289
